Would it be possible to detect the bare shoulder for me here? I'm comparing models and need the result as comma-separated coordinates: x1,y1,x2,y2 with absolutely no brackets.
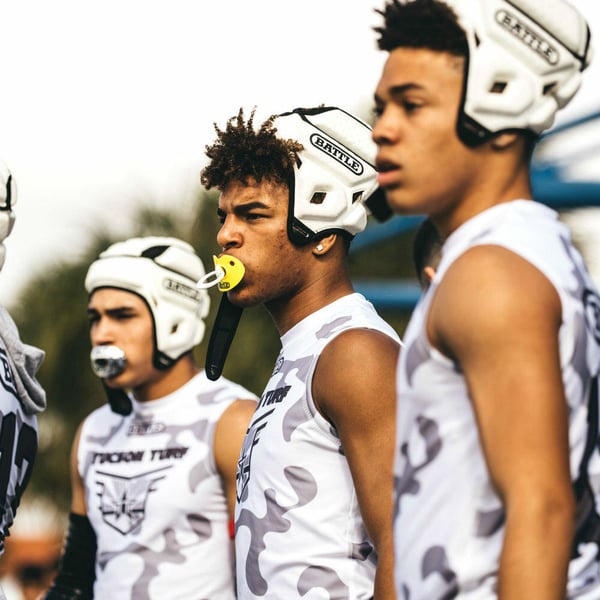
431,244,561,359
313,328,400,425
217,398,257,430
214,398,257,456
213,398,257,512
319,328,400,367
71,420,86,458
70,420,88,513
317,328,400,382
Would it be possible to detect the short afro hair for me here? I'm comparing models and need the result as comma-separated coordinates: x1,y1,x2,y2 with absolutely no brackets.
201,108,304,192
375,0,468,57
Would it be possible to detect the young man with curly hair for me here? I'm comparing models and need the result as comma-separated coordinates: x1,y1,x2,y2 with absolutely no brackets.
201,106,401,600
373,0,599,598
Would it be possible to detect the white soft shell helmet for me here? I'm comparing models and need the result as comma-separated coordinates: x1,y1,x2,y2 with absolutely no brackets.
273,106,388,245
444,0,592,144
85,236,210,369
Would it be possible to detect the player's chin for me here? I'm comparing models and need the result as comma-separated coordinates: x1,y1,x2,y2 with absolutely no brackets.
382,186,421,215
103,373,129,389
226,287,259,309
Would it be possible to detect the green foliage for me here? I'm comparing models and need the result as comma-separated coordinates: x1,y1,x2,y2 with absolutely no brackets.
12,191,415,513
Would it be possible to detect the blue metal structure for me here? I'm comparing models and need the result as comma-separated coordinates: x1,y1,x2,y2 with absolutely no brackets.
353,109,600,311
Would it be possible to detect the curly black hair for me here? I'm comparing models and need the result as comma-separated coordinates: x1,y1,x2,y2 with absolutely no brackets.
200,108,304,192
374,0,468,57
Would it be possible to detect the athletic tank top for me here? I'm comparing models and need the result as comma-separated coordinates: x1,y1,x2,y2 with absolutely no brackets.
394,201,600,599
235,293,400,600
78,371,257,599
0,338,38,554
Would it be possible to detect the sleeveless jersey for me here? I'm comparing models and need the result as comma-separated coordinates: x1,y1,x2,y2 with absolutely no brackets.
78,371,257,600
393,201,600,599
0,337,38,554
235,293,400,600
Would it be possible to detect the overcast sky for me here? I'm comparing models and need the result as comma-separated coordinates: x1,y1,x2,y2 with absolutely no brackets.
1,0,599,307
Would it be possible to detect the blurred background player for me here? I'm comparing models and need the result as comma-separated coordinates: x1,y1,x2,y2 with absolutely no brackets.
201,106,401,599
373,0,599,597
44,236,257,599
0,161,46,600
412,217,442,290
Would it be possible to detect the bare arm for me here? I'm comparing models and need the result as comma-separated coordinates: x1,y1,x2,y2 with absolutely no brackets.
70,423,87,516
431,245,575,600
214,398,257,519
314,328,400,600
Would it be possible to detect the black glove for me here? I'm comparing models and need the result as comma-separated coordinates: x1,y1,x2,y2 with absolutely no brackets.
43,513,96,599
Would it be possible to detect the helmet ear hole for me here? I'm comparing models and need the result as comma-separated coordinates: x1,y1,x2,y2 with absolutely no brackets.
352,191,363,204
490,81,508,94
141,245,169,260
310,192,327,205
543,82,557,95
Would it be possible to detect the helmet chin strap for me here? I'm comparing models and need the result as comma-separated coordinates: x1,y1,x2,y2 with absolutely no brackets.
197,255,246,381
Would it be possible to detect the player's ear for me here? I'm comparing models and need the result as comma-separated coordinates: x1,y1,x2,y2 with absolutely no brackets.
312,234,337,256
424,266,436,284
490,132,520,151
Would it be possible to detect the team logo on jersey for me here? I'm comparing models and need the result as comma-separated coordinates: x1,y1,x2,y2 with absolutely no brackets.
0,348,17,398
272,355,284,376
236,417,269,502
95,465,171,534
583,287,600,344
128,420,166,436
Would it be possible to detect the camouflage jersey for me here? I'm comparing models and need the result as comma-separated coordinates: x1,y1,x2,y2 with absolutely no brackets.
235,292,400,600
0,336,39,554
394,201,600,599
78,371,257,600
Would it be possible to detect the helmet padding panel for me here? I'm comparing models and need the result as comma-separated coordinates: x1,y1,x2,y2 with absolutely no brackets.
274,107,381,244
445,0,592,144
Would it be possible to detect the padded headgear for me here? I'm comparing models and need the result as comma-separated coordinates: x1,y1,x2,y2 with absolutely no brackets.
85,237,210,369
274,106,390,245
445,0,592,145
0,161,16,271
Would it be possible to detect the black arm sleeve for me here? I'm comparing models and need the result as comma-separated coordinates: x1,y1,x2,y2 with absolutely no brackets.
43,512,97,599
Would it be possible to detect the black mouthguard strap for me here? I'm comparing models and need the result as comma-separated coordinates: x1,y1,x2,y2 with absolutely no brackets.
205,294,243,381
103,382,132,416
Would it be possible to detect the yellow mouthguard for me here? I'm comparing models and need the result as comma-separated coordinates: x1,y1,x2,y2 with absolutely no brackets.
213,254,245,292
